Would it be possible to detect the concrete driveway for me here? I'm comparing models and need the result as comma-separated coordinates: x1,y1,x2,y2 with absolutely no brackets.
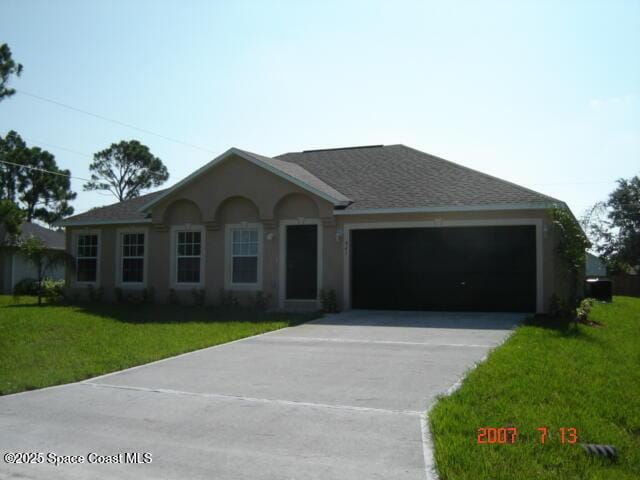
0,311,519,479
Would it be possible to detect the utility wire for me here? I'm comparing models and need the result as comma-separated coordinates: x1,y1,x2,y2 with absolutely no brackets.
4,158,636,205
5,89,635,199
24,137,90,158
3,158,637,206
14,138,628,188
0,158,112,196
7,90,631,187
0,159,86,180
16,89,217,154
0,142,120,197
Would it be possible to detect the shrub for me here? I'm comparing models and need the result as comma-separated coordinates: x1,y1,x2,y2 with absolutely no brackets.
12,278,64,303
320,289,338,313
576,297,596,323
114,287,154,305
87,284,103,303
252,291,271,311
13,278,38,296
548,294,574,319
40,279,65,303
191,288,205,306
125,292,144,305
168,288,179,305
142,287,155,305
219,289,239,308
115,287,124,304
548,206,590,308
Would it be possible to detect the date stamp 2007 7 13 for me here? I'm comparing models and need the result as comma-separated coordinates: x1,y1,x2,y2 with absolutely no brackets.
476,427,578,445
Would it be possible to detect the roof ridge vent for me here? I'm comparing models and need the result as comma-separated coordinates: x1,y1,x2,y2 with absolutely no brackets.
302,145,383,153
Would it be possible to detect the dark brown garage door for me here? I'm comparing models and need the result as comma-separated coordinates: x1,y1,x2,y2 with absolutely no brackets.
351,226,536,312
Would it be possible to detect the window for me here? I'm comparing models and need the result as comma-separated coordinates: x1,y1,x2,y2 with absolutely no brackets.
121,233,145,283
176,231,201,283
76,234,98,283
231,228,258,284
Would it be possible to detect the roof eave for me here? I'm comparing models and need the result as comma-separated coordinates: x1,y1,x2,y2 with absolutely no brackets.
55,218,153,227
333,202,564,216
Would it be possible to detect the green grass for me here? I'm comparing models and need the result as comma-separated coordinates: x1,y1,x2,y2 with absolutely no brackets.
0,295,316,395
429,296,640,480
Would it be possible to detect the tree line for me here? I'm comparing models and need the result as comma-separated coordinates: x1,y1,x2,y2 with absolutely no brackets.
0,43,169,238
1,41,638,281
581,177,640,275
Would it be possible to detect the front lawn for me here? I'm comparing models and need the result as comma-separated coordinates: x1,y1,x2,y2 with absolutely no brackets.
0,295,316,395
429,296,640,479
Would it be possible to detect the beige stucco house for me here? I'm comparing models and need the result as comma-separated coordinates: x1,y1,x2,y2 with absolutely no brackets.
59,144,571,313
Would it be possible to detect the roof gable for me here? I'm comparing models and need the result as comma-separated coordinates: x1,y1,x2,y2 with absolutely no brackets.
58,144,566,227
139,148,351,213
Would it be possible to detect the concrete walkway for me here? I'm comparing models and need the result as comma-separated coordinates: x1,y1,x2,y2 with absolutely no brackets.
0,311,519,479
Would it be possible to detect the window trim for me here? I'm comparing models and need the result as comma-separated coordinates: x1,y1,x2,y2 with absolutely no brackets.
170,225,205,289
115,227,149,288
224,223,263,291
72,230,101,287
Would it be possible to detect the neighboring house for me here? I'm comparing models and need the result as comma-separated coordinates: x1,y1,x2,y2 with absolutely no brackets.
0,222,66,293
586,252,608,278
58,144,574,313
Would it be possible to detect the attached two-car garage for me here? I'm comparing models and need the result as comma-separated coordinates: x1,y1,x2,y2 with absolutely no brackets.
350,225,537,312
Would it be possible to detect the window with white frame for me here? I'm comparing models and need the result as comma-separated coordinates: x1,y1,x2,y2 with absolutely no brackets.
121,233,145,283
176,231,202,283
231,228,259,284
76,234,98,283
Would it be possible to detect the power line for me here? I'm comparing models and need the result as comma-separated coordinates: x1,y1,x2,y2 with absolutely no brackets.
16,89,217,154
3,157,635,199
3,157,637,205
0,159,115,197
0,158,110,197
24,137,90,158
6,91,630,187
0,158,85,180
13,137,630,188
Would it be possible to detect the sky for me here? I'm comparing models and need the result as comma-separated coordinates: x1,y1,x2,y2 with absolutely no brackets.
1,0,639,219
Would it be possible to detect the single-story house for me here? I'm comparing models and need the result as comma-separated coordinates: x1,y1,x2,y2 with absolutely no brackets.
58,144,573,313
0,222,66,293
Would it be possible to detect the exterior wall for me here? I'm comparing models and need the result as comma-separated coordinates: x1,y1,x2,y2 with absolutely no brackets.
12,253,64,287
66,155,334,307
0,250,11,294
150,154,334,224
545,220,585,303
64,154,565,312
0,249,65,294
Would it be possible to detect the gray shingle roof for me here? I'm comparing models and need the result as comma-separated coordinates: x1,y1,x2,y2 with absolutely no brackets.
1,222,65,249
276,144,561,211
59,190,164,226
60,144,562,225
235,148,351,205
